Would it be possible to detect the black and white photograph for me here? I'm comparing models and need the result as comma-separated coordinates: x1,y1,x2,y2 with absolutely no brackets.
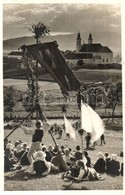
2,0,124,192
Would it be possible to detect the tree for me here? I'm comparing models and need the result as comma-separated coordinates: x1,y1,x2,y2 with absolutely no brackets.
29,22,50,44
77,59,84,67
105,80,122,119
4,86,15,119
85,86,106,110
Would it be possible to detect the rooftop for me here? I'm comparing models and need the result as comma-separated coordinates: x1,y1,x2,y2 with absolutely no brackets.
80,43,113,53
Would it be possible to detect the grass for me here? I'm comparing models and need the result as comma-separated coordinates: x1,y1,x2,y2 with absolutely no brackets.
3,69,123,191
4,125,123,191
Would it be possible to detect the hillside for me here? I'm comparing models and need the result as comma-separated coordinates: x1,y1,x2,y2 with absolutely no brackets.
3,31,121,55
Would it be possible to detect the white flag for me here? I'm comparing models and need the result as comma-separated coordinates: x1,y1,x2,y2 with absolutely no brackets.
81,102,105,144
86,105,105,144
81,102,93,133
64,114,76,141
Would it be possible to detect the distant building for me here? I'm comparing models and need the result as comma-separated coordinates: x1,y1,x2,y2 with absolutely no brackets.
8,51,23,60
65,33,113,65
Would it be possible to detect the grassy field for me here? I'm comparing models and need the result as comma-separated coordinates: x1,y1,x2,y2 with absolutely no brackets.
3,68,123,191
4,124,123,191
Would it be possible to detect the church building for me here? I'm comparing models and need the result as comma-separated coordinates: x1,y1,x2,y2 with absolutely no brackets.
65,33,113,65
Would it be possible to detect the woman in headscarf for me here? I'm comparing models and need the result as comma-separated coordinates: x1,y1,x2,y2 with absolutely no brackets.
28,150,59,177
107,154,120,176
94,152,106,173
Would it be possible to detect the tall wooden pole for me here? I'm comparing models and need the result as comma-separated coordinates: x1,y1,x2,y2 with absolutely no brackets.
36,38,39,122
78,99,84,159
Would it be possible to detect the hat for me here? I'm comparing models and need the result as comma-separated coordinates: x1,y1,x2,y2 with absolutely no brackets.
111,154,117,161
22,142,28,149
76,145,81,151
16,144,22,151
97,152,105,159
48,144,54,151
64,148,70,155
15,141,20,147
104,152,109,157
6,143,13,149
42,145,47,151
34,150,46,160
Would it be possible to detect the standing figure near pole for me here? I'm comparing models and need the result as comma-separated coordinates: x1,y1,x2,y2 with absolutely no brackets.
85,133,91,149
100,134,106,145
21,120,44,164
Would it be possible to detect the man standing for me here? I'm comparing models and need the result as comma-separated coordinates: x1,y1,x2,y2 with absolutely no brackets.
100,134,106,145
21,120,44,164
85,133,91,149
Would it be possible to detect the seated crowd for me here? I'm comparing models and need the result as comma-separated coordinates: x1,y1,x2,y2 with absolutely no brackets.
4,139,123,181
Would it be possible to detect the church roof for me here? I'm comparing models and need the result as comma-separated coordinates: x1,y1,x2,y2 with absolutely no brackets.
80,43,112,53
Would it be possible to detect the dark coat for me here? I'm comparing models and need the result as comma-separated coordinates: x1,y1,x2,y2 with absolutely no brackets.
107,160,120,176
20,150,30,165
94,158,106,173
86,156,92,167
74,151,82,160
33,160,48,176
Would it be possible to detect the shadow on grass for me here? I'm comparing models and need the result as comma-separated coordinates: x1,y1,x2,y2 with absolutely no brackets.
4,167,34,181
4,167,60,181
62,179,90,190
63,186,89,190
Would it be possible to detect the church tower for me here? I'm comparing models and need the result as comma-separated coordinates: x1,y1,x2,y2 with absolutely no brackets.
76,32,81,52
88,33,93,44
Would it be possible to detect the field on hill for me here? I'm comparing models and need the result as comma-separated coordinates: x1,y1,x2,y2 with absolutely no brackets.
4,124,123,191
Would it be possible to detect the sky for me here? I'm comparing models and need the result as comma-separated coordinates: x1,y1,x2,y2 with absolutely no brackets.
3,3,121,40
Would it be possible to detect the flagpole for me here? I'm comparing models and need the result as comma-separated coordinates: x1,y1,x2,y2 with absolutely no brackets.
78,128,84,159
78,99,84,159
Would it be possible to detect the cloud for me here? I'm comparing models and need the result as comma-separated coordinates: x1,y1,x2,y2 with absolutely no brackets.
3,3,121,39
3,15,25,24
50,32,74,36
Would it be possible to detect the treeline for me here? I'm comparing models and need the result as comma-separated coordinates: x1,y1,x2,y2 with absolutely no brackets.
71,60,122,70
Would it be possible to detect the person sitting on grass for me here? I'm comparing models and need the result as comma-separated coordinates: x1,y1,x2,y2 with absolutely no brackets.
28,150,59,177
63,148,73,166
41,145,53,162
84,151,92,167
94,152,106,173
104,152,111,174
62,160,104,181
60,145,65,155
51,149,68,172
61,156,80,179
120,162,123,176
4,148,14,172
48,144,57,156
74,145,82,160
106,154,120,176
19,143,30,166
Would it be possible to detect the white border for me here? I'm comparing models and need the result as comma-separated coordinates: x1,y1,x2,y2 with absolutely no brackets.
1,0,125,194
